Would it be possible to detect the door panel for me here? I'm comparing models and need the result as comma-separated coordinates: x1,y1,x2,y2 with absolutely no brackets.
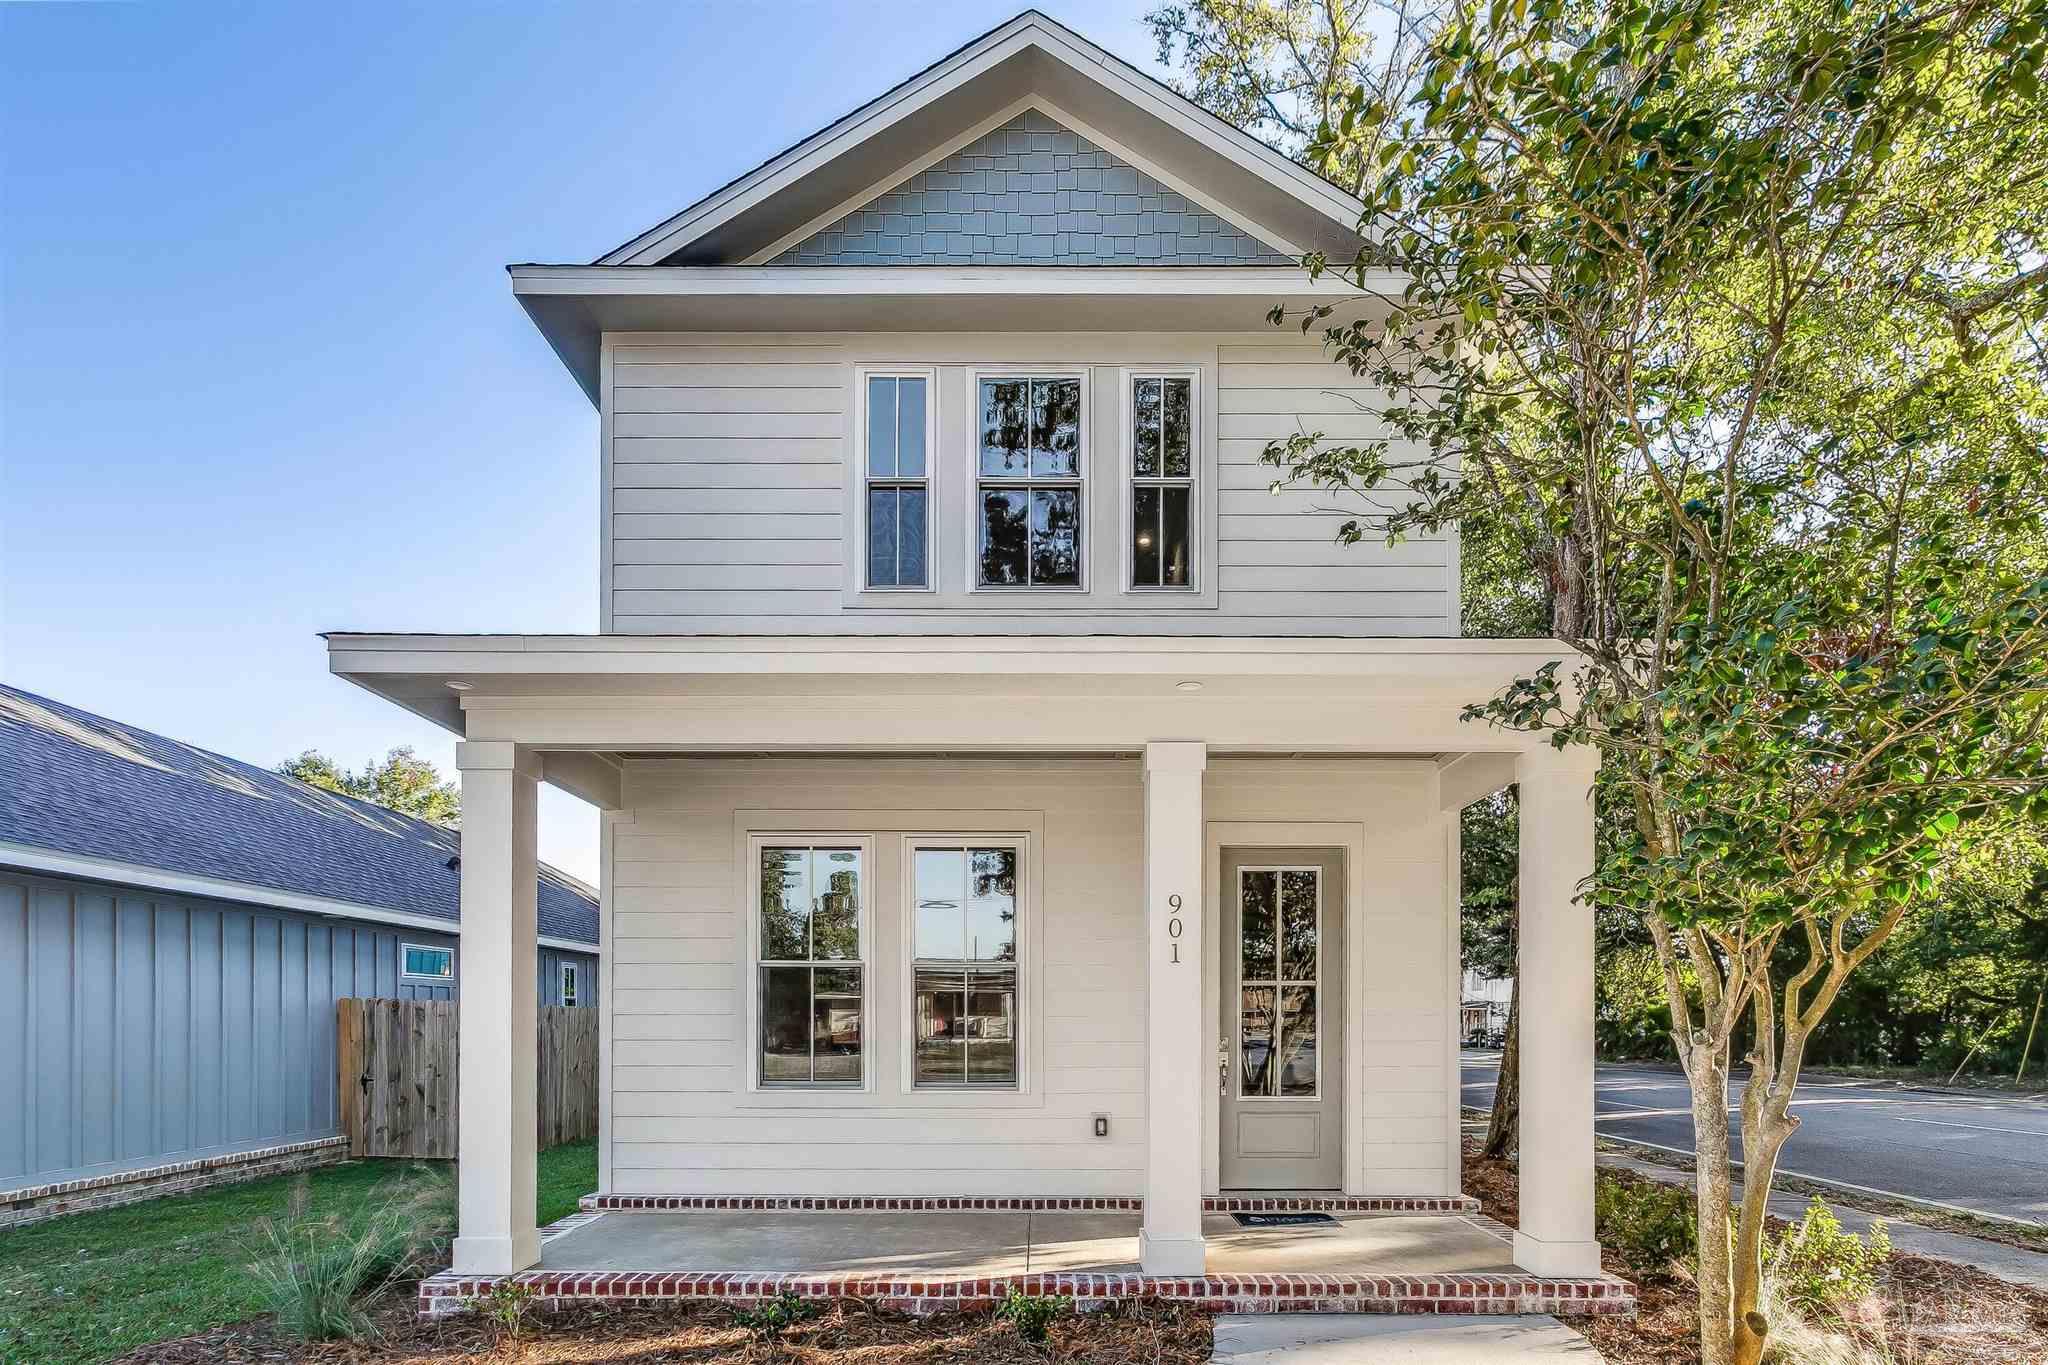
1220,846,1344,1189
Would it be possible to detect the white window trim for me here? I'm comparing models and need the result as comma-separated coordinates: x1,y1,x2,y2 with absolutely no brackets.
899,834,1030,1093
1233,863,1324,1105
746,833,877,1093
964,366,1091,594
559,959,580,1007
854,367,939,593
1120,368,1202,594
400,942,454,981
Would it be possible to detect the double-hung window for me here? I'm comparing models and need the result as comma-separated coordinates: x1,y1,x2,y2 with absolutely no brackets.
864,374,929,589
1130,375,1195,589
976,375,1083,588
757,843,866,1087
911,843,1020,1087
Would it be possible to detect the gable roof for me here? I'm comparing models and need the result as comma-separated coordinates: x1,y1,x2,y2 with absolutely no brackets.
0,684,598,948
596,9,1366,267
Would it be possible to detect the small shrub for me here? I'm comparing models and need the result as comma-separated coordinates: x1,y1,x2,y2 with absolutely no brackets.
469,1280,542,1339
1595,1175,1698,1277
731,1291,817,1338
1764,1197,1890,1314
996,1287,1072,1344
249,1169,451,1342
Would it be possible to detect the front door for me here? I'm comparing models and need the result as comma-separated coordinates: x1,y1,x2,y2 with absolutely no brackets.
1220,847,1344,1189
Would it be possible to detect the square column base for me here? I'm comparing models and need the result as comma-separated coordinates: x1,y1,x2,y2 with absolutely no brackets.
452,1229,542,1276
1513,1231,1603,1278
1139,1230,1206,1276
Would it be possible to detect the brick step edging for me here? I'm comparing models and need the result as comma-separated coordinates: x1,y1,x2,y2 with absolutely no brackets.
577,1193,1481,1214
418,1269,1634,1319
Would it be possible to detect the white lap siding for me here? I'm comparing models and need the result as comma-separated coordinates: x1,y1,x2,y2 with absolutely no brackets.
603,756,1453,1198
603,334,1456,636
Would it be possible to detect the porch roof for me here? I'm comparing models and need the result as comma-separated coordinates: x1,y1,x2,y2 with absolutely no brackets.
325,633,1570,806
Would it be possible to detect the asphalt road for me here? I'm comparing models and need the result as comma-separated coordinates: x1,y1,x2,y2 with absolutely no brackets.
1461,1052,2048,1224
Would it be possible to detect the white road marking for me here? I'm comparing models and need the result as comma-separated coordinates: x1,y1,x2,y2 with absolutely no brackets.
1896,1116,2048,1138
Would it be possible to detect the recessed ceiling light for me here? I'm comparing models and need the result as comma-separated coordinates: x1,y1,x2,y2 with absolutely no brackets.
445,680,474,691
1176,680,1205,692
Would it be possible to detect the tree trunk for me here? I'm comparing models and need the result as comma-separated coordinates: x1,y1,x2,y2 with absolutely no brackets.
1688,1045,1740,1365
1729,1114,1794,1365
1483,977,1520,1159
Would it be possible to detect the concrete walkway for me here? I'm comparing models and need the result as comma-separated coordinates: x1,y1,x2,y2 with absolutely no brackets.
1213,1315,1601,1363
1600,1151,2048,1293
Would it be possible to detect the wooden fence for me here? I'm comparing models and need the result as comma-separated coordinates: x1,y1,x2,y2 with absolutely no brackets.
337,999,598,1158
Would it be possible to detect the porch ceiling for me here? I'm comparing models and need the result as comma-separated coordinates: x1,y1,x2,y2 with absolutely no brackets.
326,636,1570,796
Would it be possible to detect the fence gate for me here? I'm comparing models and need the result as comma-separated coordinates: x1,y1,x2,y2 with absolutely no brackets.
338,999,597,1157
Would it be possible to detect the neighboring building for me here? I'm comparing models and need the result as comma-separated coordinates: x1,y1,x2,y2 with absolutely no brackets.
1462,969,1513,1040
329,10,1603,1287
0,684,598,1220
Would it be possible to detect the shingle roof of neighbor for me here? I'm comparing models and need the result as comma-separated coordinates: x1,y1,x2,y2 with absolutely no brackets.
0,683,598,946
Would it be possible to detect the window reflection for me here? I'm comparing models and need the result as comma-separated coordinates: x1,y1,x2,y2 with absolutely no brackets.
913,845,1020,1086
1237,866,1318,1099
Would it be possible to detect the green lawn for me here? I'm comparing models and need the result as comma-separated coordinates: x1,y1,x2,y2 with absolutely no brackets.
0,1139,597,1365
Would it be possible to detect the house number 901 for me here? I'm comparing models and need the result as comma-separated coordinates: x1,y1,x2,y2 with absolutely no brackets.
1167,893,1184,963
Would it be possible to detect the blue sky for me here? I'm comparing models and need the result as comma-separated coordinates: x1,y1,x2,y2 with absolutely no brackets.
1,1,1168,880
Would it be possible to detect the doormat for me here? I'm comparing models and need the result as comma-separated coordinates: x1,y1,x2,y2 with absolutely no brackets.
1229,1211,1338,1228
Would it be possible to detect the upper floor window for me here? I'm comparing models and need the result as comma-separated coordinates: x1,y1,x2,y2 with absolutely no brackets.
864,374,930,589
757,842,866,1087
977,375,1083,588
1130,375,1194,589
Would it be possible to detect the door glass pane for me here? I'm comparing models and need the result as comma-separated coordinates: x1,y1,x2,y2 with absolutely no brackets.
898,487,927,587
760,847,809,959
1132,485,1160,586
1031,378,1081,476
1161,486,1191,588
965,967,1017,1083
1134,378,1161,477
811,966,863,1083
897,377,927,477
914,847,966,960
1278,986,1317,1096
811,848,862,959
1240,984,1275,1096
760,965,812,1082
1240,870,1277,979
1162,378,1192,477
966,847,1017,961
867,376,897,477
867,487,898,587
914,965,968,1085
1029,487,1080,586
979,488,1028,585
1281,869,1318,979
980,380,1028,475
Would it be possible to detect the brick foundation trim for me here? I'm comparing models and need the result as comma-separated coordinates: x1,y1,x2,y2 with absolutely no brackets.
0,1136,348,1229
417,1268,1635,1319
577,1192,1480,1215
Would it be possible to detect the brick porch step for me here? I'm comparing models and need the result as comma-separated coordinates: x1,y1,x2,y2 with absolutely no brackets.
577,1192,1482,1214
417,1267,1635,1319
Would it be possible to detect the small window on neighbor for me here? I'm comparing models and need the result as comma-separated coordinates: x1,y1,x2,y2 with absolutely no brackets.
402,944,453,979
560,961,580,1007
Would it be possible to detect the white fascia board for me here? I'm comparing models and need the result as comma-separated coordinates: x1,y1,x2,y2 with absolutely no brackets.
598,12,1365,267
510,264,1395,298
0,841,598,956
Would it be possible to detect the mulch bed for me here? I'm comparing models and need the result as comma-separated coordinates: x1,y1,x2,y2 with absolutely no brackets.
112,1298,1212,1364
1464,1139,2048,1365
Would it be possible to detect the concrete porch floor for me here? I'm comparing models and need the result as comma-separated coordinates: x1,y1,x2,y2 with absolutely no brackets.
418,1209,1637,1319
537,1209,1524,1277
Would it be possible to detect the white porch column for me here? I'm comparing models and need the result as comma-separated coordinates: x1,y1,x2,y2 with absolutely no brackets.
1141,740,1207,1274
1512,742,1602,1276
452,740,541,1275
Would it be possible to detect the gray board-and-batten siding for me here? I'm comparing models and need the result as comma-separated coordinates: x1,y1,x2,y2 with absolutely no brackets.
0,865,597,1190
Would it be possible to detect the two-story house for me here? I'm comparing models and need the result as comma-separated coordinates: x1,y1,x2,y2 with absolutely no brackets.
330,10,1615,1315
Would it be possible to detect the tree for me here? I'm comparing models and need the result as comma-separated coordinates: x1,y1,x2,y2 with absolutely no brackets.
1252,1,2048,1361
279,747,461,826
